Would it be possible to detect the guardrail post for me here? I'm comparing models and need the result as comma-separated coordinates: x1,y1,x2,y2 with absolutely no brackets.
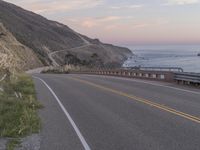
145,73,149,78
72,68,176,83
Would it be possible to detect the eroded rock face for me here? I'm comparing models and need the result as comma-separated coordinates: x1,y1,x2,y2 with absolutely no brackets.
0,23,43,70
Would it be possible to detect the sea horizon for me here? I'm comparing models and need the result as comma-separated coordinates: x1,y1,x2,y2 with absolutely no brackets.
123,44,200,73
124,44,200,51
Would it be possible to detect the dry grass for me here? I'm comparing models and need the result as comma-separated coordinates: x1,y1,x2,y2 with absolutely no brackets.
0,72,42,149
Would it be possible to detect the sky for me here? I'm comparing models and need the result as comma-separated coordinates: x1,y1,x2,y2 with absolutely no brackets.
4,0,200,45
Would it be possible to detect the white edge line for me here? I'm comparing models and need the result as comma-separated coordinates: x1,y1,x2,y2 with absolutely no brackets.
80,74,200,95
33,76,91,150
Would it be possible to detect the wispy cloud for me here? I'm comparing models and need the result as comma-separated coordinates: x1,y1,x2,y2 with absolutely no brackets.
69,16,169,32
80,16,134,28
95,16,122,22
104,23,149,31
81,20,97,28
104,19,169,31
81,16,121,28
164,0,199,5
5,0,104,14
110,4,143,10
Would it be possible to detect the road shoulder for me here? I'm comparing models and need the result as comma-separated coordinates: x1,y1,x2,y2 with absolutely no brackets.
33,77,84,150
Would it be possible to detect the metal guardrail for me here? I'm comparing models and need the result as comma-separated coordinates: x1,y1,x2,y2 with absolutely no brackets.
40,65,200,86
175,72,200,84
72,69,174,82
125,67,184,72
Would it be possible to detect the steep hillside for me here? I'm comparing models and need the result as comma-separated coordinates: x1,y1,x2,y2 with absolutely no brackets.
0,0,132,68
0,23,43,70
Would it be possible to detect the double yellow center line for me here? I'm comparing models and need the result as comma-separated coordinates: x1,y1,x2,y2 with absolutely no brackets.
70,77,200,124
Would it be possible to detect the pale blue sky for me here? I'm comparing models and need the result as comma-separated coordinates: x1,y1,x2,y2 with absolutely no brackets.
4,0,200,45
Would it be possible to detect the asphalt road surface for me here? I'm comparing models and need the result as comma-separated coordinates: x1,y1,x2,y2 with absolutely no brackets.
33,74,200,150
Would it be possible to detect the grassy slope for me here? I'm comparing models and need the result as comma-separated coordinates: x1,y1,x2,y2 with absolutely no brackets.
0,72,42,149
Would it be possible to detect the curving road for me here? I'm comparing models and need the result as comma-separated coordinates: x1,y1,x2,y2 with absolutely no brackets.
48,44,92,67
48,33,91,67
33,74,200,150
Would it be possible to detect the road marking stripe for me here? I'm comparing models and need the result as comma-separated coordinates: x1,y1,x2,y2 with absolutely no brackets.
33,76,91,150
81,75,200,95
70,77,200,124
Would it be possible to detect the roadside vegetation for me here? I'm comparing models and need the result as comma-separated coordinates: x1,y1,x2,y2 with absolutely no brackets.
42,53,104,74
64,52,104,68
0,70,42,150
41,67,69,74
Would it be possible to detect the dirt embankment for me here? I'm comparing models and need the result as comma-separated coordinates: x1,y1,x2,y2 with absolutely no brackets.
0,23,43,71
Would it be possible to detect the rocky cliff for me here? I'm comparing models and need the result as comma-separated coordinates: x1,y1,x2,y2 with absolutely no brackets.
0,23,43,71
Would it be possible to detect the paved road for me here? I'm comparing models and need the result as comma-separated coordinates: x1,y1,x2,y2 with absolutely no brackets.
26,66,52,74
48,33,91,67
48,44,92,67
33,74,200,150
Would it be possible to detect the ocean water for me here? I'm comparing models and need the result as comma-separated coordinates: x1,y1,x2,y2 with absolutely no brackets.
123,45,200,73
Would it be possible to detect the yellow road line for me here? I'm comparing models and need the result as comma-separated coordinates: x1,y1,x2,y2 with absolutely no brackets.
70,77,200,124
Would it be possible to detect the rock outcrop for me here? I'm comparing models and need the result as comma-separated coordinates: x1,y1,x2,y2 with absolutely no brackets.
0,23,43,70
